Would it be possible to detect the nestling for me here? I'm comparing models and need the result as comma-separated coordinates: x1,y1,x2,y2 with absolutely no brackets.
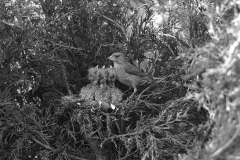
88,66,99,85
98,66,107,89
108,52,152,97
106,66,117,87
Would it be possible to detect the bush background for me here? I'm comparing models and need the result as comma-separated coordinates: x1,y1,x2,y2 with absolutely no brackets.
0,0,239,160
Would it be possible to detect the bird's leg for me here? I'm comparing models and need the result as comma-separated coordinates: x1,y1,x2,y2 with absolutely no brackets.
128,87,137,100
124,87,132,94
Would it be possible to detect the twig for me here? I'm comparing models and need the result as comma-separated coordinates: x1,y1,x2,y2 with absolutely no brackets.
134,82,155,107
30,135,89,160
1,20,23,29
200,120,215,149
49,41,85,51
0,102,14,106
119,150,138,160
61,63,72,95
30,135,54,151
94,11,127,40
101,126,149,145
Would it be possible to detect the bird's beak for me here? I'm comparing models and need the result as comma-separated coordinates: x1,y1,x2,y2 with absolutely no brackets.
108,55,114,61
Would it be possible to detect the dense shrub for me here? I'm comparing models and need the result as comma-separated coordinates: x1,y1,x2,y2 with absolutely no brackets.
180,1,240,159
3,0,239,160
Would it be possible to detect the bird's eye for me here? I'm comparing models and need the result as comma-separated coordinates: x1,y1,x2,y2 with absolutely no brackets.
115,55,120,58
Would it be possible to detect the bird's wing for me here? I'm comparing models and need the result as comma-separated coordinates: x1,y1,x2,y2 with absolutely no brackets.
123,62,148,78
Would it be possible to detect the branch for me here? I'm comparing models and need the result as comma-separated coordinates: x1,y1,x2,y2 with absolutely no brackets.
1,20,23,29
30,135,54,151
61,63,72,95
94,11,127,40
49,40,85,52
30,135,89,160
100,126,149,146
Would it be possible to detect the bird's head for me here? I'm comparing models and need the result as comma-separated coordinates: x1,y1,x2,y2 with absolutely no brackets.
108,52,128,64
88,66,99,85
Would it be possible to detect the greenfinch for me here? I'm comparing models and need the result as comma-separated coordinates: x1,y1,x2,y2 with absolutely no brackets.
108,52,152,97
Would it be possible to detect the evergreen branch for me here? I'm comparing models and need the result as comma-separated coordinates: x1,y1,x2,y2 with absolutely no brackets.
30,135,88,160
1,20,23,29
30,135,54,151
94,11,128,40
100,126,149,146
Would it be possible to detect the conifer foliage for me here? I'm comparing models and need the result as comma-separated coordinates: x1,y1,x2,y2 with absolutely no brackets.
1,0,238,160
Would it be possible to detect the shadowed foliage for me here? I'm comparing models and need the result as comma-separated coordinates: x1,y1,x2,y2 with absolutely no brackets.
1,0,239,160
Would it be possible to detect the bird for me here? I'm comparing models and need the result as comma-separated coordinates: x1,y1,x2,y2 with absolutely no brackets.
106,66,117,87
108,52,152,98
88,66,99,85
98,66,108,90
79,84,98,101
95,86,123,112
